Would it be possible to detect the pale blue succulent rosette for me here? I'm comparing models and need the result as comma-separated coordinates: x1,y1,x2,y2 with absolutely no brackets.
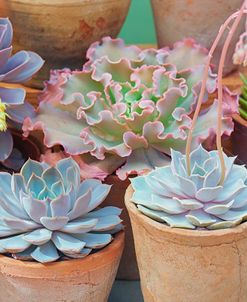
131,145,247,230
0,158,122,263
0,18,44,163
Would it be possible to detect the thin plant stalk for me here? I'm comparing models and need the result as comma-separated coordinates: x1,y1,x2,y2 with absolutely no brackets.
185,2,247,181
217,1,246,185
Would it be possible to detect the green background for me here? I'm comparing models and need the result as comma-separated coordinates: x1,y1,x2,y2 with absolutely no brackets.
118,0,157,44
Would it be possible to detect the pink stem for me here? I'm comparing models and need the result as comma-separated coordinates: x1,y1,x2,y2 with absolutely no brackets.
185,5,247,176
217,0,246,185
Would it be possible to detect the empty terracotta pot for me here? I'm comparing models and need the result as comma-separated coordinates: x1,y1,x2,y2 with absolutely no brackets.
104,175,139,280
0,232,124,302
151,0,245,75
232,114,247,165
125,185,247,302
1,0,131,87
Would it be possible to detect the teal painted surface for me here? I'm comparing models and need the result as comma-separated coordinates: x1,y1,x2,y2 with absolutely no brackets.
118,0,157,44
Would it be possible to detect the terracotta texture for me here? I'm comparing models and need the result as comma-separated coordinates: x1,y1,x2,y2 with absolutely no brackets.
151,0,245,75
0,0,131,87
0,232,124,302
0,0,7,14
232,114,247,165
104,175,139,280
125,185,247,302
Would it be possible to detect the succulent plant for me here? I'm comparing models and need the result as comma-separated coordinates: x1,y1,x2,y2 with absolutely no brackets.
233,21,246,67
0,18,43,167
131,144,247,230
238,74,247,120
23,37,238,180
0,157,122,263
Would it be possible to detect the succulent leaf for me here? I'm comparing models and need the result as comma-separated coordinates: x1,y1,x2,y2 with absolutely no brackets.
0,18,43,163
0,158,122,262
233,30,247,67
238,74,247,120
23,38,237,180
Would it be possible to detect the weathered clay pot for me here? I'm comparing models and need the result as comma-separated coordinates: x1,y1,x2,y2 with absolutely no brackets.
0,232,124,302
1,0,131,88
232,113,247,165
104,175,139,280
151,0,245,75
125,185,247,302
0,0,7,13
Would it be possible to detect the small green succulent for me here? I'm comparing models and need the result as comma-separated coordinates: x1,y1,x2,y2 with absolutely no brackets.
239,74,247,120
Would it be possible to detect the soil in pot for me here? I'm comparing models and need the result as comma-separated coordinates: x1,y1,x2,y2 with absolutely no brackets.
0,129,42,173
0,232,124,302
104,174,140,281
125,185,247,302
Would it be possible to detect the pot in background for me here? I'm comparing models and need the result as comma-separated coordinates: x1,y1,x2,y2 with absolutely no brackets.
151,0,245,75
0,232,124,302
1,0,131,88
232,114,247,165
125,185,247,302
104,175,139,280
0,129,43,172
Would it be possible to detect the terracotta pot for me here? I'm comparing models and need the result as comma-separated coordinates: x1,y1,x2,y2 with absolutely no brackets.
232,114,247,165
104,174,139,280
0,129,43,172
0,0,7,13
1,0,131,88
125,185,247,302
0,232,124,302
151,0,245,75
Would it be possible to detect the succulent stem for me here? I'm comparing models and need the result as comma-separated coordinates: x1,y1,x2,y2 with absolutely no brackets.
217,1,246,185
185,2,247,183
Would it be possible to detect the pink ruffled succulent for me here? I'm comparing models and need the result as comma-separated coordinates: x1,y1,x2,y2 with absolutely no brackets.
23,38,238,180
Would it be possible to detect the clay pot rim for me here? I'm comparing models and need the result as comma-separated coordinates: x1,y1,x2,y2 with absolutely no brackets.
233,113,247,127
0,231,124,279
125,185,247,245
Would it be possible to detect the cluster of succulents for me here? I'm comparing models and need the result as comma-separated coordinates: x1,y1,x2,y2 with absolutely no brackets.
23,37,238,180
239,74,247,120
0,158,122,263
0,18,43,167
0,15,245,268
131,145,247,230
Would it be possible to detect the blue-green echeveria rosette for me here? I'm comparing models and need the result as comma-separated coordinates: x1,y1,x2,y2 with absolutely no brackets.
0,18,44,163
23,37,238,180
131,145,247,230
0,157,122,263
